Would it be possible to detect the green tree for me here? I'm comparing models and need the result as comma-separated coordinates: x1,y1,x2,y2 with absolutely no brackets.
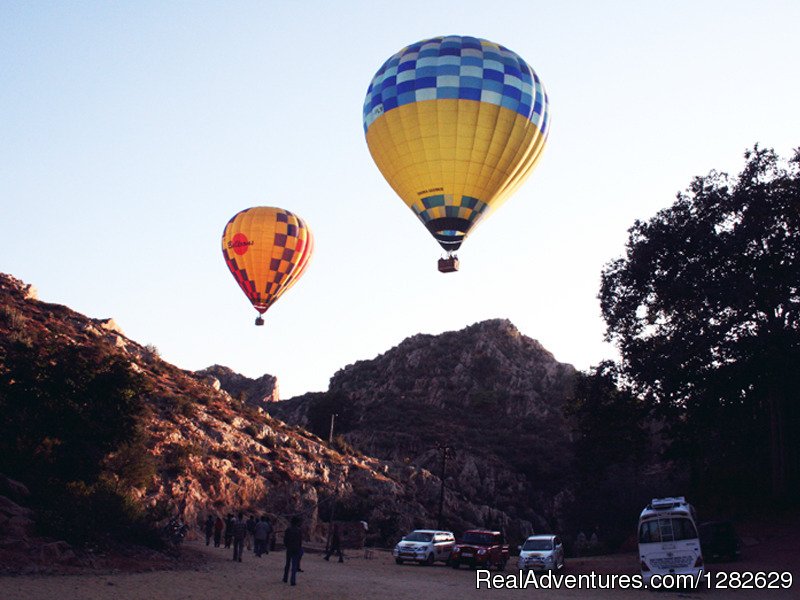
0,341,145,483
564,361,650,549
0,340,155,544
567,361,648,476
600,146,800,502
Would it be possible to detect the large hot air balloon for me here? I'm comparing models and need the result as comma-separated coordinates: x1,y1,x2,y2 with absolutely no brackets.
363,35,550,272
221,207,313,325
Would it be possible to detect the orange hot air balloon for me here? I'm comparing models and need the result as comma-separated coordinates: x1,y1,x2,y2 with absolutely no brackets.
221,207,314,325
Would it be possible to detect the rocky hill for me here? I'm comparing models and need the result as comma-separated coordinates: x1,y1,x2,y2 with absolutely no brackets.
195,364,279,406
270,319,578,535
0,273,573,569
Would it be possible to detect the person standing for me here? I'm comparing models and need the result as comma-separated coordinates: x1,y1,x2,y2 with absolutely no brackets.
232,512,247,562
253,516,271,557
324,523,344,563
283,516,303,586
213,516,224,547
224,513,234,548
575,531,587,557
246,514,256,551
263,517,272,555
204,515,215,546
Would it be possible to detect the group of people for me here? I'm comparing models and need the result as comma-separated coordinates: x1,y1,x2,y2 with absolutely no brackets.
203,513,275,559
201,513,311,586
574,528,602,556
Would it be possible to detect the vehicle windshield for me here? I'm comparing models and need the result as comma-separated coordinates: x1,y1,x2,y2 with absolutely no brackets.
522,539,553,551
639,517,698,543
461,532,495,545
403,532,433,542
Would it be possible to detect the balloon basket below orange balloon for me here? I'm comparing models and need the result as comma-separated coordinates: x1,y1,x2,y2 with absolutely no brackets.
438,256,460,273
255,316,265,326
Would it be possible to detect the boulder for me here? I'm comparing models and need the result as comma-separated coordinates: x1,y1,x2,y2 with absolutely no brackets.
39,540,77,565
0,475,30,504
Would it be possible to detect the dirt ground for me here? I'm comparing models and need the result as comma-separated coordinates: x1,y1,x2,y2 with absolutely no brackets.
1,534,797,600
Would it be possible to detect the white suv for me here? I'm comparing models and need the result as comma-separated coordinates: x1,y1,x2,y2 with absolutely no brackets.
518,534,565,571
393,529,455,565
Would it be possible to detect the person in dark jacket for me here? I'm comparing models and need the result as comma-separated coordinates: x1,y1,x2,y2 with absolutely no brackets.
232,512,247,562
224,513,234,548
283,516,303,586
204,515,215,546
324,524,344,562
246,515,257,551
213,516,224,547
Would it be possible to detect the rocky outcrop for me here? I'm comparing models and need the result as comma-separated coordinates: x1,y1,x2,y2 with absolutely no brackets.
0,476,82,573
270,319,578,536
0,489,34,548
0,474,30,505
0,275,371,543
195,364,279,406
328,318,575,417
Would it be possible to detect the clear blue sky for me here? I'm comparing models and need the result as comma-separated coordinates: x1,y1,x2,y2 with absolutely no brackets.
2,1,799,398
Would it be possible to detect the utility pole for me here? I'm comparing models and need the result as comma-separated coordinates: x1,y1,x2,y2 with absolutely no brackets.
326,470,344,553
327,413,341,553
328,412,338,443
436,443,453,529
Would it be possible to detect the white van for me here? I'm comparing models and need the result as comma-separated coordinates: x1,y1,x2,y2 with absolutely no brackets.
393,529,455,565
638,497,703,585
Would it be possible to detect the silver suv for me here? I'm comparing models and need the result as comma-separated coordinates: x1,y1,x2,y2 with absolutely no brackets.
518,534,565,571
393,529,455,565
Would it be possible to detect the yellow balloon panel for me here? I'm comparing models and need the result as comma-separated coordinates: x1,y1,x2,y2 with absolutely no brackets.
366,99,546,247
221,207,313,314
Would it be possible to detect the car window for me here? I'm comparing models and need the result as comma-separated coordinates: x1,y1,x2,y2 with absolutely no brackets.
404,531,434,542
462,532,495,545
640,518,697,543
670,518,698,541
639,520,661,543
523,539,554,551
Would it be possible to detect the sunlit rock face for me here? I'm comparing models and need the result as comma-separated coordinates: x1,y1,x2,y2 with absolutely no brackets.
195,364,279,406
271,319,578,539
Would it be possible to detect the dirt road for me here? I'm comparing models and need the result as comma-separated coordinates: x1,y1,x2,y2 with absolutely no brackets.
1,540,796,600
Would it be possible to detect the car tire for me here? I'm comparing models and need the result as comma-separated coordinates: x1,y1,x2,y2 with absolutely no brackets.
395,558,404,565
450,560,460,569
485,559,493,571
424,553,435,566
498,559,506,571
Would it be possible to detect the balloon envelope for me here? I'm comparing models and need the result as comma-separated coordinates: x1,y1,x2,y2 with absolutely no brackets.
363,35,550,252
221,207,313,315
